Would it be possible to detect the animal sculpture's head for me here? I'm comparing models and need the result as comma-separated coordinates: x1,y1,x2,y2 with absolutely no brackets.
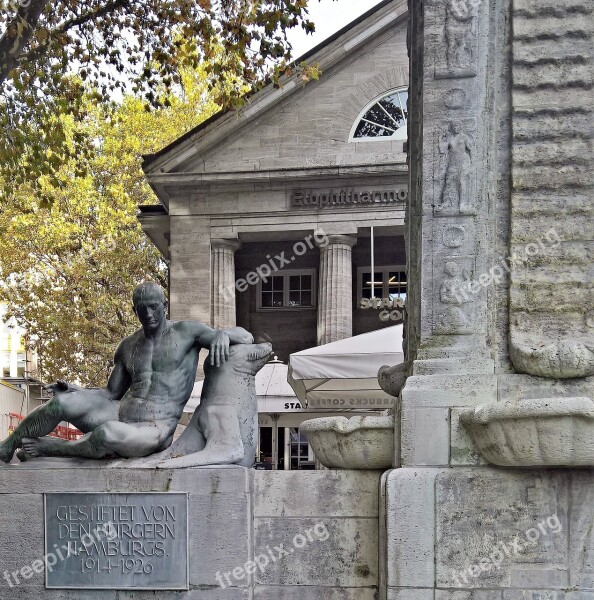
225,342,274,375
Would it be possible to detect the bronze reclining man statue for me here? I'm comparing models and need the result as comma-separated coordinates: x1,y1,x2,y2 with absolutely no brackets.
0,282,265,466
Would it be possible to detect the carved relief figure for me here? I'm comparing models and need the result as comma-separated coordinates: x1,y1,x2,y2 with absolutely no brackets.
437,121,475,215
445,0,478,72
435,261,474,334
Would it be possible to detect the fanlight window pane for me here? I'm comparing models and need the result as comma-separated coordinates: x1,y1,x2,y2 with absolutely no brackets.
352,89,408,141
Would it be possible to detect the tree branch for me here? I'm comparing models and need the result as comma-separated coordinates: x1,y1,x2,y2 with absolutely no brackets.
51,0,131,37
0,0,50,85
16,0,131,74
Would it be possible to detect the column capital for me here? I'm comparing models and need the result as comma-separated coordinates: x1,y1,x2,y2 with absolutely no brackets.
317,234,357,249
211,238,242,252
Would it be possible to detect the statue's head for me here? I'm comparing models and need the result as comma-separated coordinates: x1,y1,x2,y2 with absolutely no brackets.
132,282,167,331
450,121,462,134
444,261,459,277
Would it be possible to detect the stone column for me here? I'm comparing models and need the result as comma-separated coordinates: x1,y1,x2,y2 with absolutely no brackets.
211,239,241,329
316,235,357,346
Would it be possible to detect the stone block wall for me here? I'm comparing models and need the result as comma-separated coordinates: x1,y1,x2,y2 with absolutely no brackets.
0,465,383,599
383,468,594,599
253,470,381,599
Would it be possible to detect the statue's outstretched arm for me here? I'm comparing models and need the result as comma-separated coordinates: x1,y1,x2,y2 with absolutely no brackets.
223,327,254,346
191,322,254,367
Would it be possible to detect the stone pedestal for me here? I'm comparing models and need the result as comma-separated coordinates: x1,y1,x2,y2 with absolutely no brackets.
211,239,241,329
0,464,253,599
381,467,594,599
0,464,381,599
316,235,357,346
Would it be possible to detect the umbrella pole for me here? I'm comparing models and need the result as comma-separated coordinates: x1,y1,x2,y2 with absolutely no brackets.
271,413,279,470
371,225,375,299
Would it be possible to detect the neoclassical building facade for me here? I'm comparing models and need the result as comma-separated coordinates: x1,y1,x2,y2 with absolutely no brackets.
140,0,409,359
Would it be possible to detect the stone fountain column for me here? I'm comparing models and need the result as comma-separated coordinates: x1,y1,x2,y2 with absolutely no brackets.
394,0,498,470
380,1,594,599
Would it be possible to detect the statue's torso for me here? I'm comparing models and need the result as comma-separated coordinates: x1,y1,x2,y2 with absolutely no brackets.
119,322,199,424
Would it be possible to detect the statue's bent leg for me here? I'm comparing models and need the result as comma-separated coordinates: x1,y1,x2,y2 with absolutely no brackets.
158,404,244,469
0,390,118,463
0,398,62,463
22,421,165,460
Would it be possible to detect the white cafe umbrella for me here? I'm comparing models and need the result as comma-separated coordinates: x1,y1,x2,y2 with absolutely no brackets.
288,325,404,410
183,357,297,413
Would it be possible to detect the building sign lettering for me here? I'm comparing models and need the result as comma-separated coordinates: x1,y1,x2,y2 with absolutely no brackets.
308,397,395,408
290,188,407,208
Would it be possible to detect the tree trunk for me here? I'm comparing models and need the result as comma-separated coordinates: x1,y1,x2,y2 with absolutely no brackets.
0,0,51,85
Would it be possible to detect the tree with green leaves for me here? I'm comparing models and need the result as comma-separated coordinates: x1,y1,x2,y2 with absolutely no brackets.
0,60,234,385
0,0,318,200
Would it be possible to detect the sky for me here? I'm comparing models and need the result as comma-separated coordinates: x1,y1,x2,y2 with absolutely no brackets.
287,0,386,59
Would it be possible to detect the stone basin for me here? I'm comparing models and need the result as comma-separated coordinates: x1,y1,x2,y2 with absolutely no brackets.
460,397,594,467
300,415,394,469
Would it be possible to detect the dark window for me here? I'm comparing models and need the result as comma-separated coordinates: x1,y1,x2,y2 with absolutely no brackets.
258,270,316,310
361,271,384,300
359,266,407,302
261,275,285,308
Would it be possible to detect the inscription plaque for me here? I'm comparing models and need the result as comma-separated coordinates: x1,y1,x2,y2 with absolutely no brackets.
44,492,189,590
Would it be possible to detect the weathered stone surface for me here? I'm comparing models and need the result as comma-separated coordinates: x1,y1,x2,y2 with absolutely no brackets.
435,470,569,589
0,465,385,598
502,593,594,600
450,408,487,466
254,517,378,587
461,398,594,467
401,407,450,466
253,469,381,518
569,469,594,589
437,592,502,600
388,590,435,600
254,586,378,599
385,468,446,589
509,0,594,379
0,467,253,596
301,415,394,469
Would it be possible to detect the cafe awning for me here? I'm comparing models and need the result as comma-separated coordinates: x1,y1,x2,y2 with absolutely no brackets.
184,357,298,413
287,325,404,410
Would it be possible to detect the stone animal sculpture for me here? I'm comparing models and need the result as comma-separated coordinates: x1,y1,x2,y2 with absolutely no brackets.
155,342,274,469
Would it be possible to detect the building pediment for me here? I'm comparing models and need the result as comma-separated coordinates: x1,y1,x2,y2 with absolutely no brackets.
142,0,408,192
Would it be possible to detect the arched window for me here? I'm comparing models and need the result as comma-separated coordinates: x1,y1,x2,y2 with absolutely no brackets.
349,88,408,142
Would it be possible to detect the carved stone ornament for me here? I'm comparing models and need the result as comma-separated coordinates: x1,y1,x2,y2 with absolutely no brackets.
434,261,475,335
461,397,594,467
